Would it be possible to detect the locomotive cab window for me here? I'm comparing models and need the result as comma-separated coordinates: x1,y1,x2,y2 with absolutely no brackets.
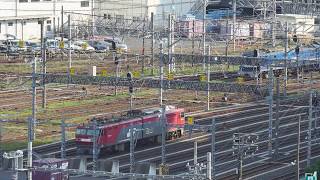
76,129,86,135
87,129,100,136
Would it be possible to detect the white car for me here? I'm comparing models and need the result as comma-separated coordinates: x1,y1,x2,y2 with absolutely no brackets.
74,40,95,52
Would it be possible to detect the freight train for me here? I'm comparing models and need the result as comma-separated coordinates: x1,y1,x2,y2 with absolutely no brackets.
75,105,185,155
238,47,320,78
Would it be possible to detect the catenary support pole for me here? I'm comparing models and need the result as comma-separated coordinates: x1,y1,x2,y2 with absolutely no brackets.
206,45,211,111
161,105,166,164
232,0,236,51
92,119,97,171
307,90,313,167
297,115,301,179
28,117,33,180
272,0,276,47
268,67,274,156
61,6,64,62
151,12,154,76
168,14,172,74
194,141,197,166
159,42,164,106
207,152,212,180
130,126,134,173
284,22,288,97
68,15,72,72
141,17,145,77
202,0,206,71
211,118,216,179
274,78,280,158
61,116,66,159
41,20,46,109
28,57,37,180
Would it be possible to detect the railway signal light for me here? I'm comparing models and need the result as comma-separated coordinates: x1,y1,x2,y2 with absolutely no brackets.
293,34,298,43
127,72,133,93
127,72,133,81
129,86,133,93
253,49,258,57
114,56,119,65
295,46,300,55
111,41,116,50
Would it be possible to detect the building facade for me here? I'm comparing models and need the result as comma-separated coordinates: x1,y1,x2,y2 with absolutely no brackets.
0,0,92,40
96,0,196,26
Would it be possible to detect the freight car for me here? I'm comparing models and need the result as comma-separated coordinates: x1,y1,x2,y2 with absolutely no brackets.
75,105,185,155
239,47,320,78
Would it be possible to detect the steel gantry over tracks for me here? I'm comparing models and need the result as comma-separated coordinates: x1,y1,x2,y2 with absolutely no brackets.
38,73,268,96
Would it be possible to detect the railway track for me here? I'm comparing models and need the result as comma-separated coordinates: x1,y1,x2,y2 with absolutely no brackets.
76,96,313,179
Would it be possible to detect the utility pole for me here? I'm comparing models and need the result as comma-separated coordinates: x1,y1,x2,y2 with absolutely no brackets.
211,119,216,180
40,20,46,109
307,90,313,167
284,22,288,97
232,0,236,51
159,42,164,106
297,115,301,180
202,0,207,71
268,67,274,156
206,45,210,111
274,78,280,159
151,12,154,76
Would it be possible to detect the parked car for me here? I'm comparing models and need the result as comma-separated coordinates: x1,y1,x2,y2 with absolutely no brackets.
74,40,95,52
104,38,128,52
25,41,41,53
2,39,27,52
87,40,110,52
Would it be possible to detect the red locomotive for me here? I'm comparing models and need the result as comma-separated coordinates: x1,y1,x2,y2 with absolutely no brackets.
75,105,185,155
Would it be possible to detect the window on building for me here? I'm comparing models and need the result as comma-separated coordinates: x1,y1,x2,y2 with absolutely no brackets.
19,0,28,2
8,22,13,26
81,1,89,7
43,0,52,1
0,23,1,33
47,20,51,24
47,25,51,32
31,0,40,2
